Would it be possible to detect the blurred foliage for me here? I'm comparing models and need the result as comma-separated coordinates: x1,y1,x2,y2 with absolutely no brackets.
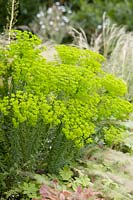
70,0,133,40
0,0,133,42
17,0,41,25
0,0,7,31
30,2,71,43
0,0,41,32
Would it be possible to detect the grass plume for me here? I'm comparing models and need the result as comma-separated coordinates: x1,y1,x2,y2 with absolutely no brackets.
6,0,19,40
70,16,133,100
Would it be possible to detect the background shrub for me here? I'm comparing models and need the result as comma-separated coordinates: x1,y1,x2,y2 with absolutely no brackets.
1,0,133,44
30,2,71,43
70,0,133,40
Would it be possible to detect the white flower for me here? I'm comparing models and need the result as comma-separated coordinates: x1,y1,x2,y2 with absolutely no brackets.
49,21,54,26
47,7,52,14
62,16,69,23
37,13,41,18
41,25,45,29
68,9,72,14
37,11,44,18
55,2,60,6
97,25,102,29
40,11,44,17
59,6,66,13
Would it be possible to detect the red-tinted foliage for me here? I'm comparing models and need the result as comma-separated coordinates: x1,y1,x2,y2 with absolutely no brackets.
32,183,104,200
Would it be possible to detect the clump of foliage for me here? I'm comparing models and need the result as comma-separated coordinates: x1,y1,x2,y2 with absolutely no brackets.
30,2,71,43
32,184,102,200
17,173,103,200
0,31,132,196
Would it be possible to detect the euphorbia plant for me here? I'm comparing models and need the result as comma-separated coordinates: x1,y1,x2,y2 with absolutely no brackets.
0,31,132,188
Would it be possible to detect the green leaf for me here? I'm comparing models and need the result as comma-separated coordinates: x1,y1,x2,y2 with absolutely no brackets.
59,166,73,181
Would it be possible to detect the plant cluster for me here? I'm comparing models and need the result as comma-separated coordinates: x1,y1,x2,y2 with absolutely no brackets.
6,145,133,200
1,0,133,43
33,184,103,200
18,172,103,200
30,2,72,43
0,30,132,196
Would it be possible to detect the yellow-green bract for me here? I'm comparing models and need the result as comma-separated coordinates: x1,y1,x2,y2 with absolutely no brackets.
0,31,133,148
